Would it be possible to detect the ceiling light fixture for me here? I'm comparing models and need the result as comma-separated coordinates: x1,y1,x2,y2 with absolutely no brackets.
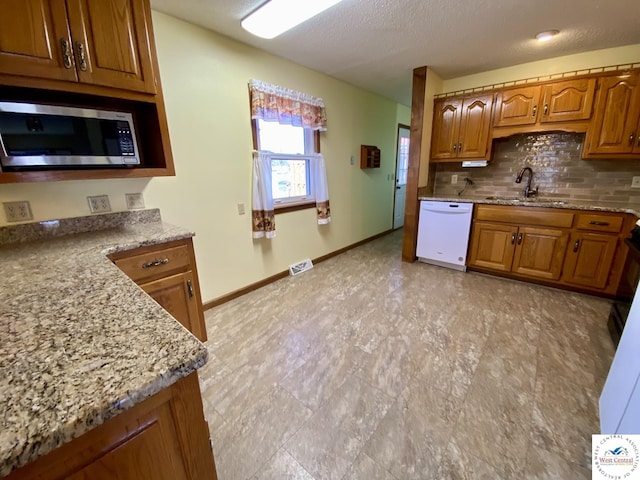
535,30,559,42
241,0,343,39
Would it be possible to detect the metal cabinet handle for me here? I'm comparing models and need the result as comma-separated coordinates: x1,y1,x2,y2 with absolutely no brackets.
573,239,580,253
60,38,72,69
511,233,516,245
637,133,640,147
630,133,635,146
458,142,462,152
532,105,537,117
76,41,87,71
142,258,169,269
543,103,548,115
517,233,523,245
187,280,194,298
589,220,610,226
452,144,457,153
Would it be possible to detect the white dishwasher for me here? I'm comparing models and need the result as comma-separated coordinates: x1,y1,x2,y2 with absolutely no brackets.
416,201,473,271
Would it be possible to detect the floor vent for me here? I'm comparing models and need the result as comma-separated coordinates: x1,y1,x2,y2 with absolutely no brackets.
289,259,314,276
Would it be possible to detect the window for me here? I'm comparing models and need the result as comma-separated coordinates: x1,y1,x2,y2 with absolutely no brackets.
254,119,319,209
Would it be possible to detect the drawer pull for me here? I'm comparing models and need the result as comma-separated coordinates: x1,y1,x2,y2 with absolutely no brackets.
532,105,537,117
573,239,580,253
142,258,169,269
589,221,610,226
543,103,548,116
187,280,194,298
517,233,523,245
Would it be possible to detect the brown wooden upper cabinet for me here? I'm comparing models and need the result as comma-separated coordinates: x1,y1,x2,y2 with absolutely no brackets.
0,0,156,94
494,79,595,128
431,93,494,162
583,72,640,159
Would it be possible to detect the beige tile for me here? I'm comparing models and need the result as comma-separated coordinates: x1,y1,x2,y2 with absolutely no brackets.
342,452,397,480
214,386,312,480
437,438,506,480
252,449,316,480
523,443,591,480
363,377,466,480
200,230,614,480
285,375,394,480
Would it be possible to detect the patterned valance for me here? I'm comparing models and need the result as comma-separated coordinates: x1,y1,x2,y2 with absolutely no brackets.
249,79,327,131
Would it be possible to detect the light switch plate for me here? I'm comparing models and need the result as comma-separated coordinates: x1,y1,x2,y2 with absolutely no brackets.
451,174,458,185
237,203,245,215
632,176,640,188
3,201,33,222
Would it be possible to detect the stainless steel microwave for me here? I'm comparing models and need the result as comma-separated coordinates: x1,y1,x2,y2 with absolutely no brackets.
0,102,140,169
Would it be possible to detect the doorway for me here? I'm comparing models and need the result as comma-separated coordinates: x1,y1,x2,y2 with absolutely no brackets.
393,124,410,229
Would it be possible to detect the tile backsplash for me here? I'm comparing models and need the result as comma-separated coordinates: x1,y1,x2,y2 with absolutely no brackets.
433,133,640,204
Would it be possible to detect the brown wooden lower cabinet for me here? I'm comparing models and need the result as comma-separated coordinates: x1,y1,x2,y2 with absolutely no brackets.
563,232,618,288
511,226,569,281
468,205,636,296
5,372,218,480
109,238,207,342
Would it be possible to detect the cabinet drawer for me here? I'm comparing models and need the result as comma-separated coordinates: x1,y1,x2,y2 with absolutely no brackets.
114,244,191,283
575,213,623,233
475,205,574,228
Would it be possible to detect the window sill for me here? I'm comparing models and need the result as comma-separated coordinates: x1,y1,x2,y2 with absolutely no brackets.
275,202,316,214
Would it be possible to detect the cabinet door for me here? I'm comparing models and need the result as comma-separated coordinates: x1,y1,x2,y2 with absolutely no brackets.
430,97,462,160
540,78,596,123
0,0,78,81
493,86,541,127
141,271,206,341
458,94,494,159
512,226,568,280
66,0,156,93
468,222,517,272
563,233,618,289
67,402,189,480
584,73,640,156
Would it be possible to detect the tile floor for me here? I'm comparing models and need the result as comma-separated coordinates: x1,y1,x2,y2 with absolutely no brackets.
198,230,615,479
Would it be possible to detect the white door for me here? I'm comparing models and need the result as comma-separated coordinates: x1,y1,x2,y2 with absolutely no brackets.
393,125,410,229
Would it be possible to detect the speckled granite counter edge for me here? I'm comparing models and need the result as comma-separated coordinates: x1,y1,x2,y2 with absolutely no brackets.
0,209,163,246
418,196,640,217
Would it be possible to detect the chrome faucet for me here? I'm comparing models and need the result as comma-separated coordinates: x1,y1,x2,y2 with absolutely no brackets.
515,167,538,198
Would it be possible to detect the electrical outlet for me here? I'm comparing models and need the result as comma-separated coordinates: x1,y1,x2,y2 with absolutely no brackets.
87,195,111,214
237,203,245,215
125,193,145,209
632,176,640,188
3,201,33,223
451,174,458,185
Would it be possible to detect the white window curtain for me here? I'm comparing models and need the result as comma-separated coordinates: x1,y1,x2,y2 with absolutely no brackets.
311,153,331,224
252,151,276,238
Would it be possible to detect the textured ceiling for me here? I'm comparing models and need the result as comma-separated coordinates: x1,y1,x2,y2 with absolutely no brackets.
150,0,640,105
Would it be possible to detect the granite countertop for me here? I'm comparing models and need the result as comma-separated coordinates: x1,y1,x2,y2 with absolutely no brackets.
0,213,208,477
418,195,640,217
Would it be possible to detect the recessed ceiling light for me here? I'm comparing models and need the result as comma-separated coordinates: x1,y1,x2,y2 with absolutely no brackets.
535,30,559,42
241,0,343,39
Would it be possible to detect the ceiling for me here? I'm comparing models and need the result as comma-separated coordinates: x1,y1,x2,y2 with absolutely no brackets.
150,0,640,106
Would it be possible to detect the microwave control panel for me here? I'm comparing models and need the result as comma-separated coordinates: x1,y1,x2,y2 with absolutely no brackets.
117,121,136,156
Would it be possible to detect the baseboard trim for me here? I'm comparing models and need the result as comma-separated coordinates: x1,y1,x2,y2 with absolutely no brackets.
202,229,394,310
